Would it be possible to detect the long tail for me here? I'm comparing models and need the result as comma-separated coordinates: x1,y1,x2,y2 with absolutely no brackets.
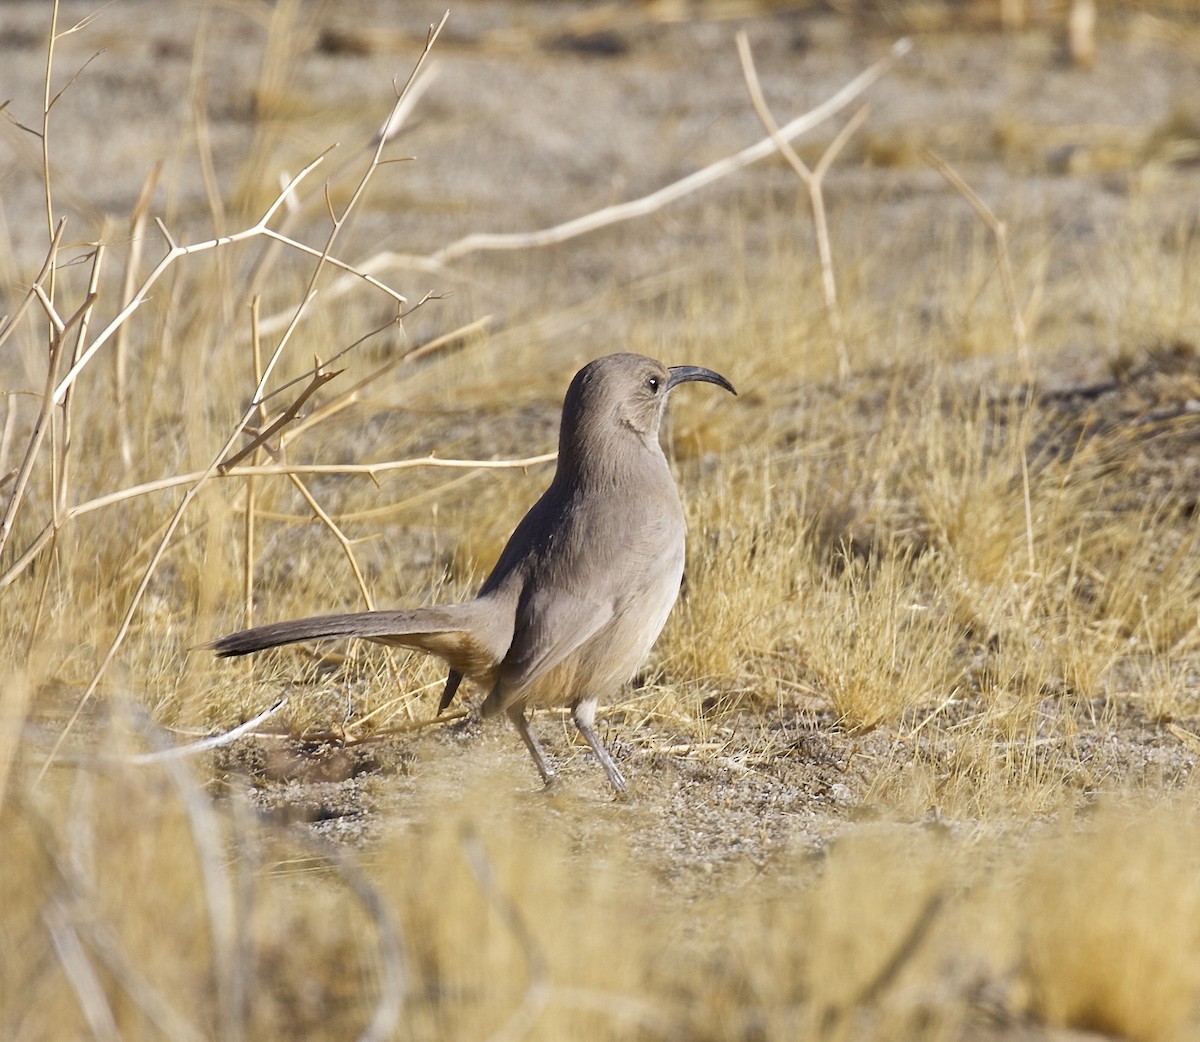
207,603,503,682
208,610,397,656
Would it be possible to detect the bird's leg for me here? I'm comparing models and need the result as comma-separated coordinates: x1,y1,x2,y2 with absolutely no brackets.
506,704,556,786
571,699,628,796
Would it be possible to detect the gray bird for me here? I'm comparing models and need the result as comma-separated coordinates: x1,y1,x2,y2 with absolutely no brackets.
209,352,735,793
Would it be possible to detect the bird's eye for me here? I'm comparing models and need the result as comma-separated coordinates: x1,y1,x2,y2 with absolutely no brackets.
646,376,660,394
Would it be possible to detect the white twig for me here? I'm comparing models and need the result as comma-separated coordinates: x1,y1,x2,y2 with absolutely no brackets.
738,30,869,381
33,803,209,1042
0,451,558,588
360,37,910,273
32,283,66,332
0,222,68,555
86,920,209,1042
287,36,911,331
141,710,246,1042
260,227,407,305
114,161,162,469
288,472,377,609
374,59,441,145
124,698,288,764
331,848,406,1042
51,151,332,406
922,147,1030,381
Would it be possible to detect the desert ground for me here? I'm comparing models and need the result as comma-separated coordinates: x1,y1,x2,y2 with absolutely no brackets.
3,1,1200,1039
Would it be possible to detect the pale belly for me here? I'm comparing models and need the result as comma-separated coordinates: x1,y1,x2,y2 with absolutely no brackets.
520,541,685,710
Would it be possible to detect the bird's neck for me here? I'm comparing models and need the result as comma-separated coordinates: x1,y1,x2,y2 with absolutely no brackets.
557,421,666,492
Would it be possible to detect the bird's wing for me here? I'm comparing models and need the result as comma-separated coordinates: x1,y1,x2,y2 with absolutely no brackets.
284,601,511,683
366,618,501,682
485,586,613,712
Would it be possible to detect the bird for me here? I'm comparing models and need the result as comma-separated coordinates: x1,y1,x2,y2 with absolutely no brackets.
209,352,735,794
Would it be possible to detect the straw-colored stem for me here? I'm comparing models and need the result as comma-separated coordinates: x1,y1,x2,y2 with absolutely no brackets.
923,148,1031,381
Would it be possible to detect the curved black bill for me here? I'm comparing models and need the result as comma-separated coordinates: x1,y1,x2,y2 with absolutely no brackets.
666,365,736,396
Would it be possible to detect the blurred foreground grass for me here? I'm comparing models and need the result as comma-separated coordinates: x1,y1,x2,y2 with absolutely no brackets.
9,761,1200,1041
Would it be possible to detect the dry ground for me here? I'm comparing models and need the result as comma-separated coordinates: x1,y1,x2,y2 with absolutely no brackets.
4,1,1200,1040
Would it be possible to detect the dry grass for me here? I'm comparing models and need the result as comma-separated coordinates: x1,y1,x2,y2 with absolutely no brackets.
4,2,1200,1039
1021,799,1200,1042
10,758,1200,1041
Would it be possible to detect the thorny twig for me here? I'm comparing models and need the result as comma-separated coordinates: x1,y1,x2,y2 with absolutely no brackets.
37,12,450,782
0,449,556,592
219,369,342,472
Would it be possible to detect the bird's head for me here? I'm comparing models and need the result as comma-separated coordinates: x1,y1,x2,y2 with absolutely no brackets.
558,353,736,467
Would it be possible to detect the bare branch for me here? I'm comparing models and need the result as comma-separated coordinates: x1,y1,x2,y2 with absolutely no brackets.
30,807,208,1042
59,289,100,341
0,224,70,556
298,36,909,330
738,30,869,381
38,18,453,781
47,49,106,114
51,149,333,406
260,227,407,305
428,37,909,264
55,245,105,526
922,148,1030,381
288,472,377,609
41,0,62,243
814,103,870,182
218,369,341,472
374,60,441,146
43,900,122,1042
58,2,115,38
0,218,67,353
125,707,246,1040
121,453,561,508
31,283,66,332
114,160,163,468
243,296,268,625
314,843,406,1042
264,313,403,406
0,450,557,591
280,315,491,445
